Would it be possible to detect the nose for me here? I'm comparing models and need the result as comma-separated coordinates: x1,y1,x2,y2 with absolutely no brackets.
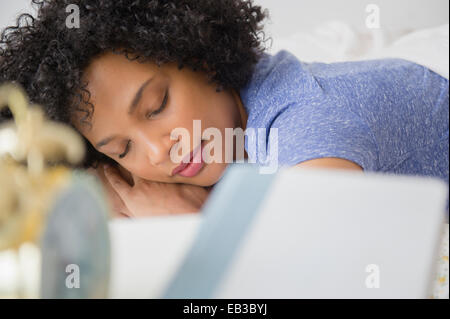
136,130,172,167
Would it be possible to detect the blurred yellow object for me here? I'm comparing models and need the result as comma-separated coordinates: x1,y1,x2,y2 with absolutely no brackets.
0,83,85,251
0,84,85,174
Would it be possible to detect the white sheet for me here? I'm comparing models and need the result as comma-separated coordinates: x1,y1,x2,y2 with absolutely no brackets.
269,21,449,79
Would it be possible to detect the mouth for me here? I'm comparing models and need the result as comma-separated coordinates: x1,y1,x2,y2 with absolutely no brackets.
171,140,205,178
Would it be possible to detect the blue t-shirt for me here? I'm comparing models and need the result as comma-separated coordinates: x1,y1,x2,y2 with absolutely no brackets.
240,50,449,187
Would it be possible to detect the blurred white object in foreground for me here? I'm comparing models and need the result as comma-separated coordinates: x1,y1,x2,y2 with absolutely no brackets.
108,214,201,298
108,166,448,299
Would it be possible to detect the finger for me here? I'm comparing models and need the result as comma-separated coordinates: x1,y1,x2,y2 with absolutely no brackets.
112,210,131,219
107,190,132,217
103,164,132,199
89,164,133,217
116,164,135,186
131,173,144,186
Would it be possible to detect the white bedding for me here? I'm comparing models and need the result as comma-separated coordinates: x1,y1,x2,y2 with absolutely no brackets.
269,21,449,79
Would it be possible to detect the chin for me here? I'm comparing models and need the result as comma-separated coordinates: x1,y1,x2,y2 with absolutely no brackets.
194,162,229,187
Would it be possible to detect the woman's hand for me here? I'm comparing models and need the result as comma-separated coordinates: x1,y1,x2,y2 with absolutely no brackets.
100,163,213,218
85,163,131,219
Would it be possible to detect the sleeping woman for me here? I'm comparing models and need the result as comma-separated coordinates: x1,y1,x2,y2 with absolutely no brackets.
0,0,448,218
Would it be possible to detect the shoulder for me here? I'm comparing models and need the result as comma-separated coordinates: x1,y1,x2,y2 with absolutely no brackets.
240,50,313,102
240,50,323,128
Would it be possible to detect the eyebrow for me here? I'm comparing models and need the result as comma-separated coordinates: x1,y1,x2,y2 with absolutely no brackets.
95,77,154,149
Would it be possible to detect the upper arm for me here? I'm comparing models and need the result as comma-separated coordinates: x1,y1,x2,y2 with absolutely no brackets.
295,157,363,171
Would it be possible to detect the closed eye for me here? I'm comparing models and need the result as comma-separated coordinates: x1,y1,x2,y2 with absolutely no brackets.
146,89,168,119
118,89,168,159
118,140,131,159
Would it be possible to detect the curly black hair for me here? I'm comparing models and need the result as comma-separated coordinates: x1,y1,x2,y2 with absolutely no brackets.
0,0,269,169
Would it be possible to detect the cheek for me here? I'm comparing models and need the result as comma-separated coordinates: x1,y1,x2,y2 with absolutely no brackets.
195,94,238,131
173,76,235,126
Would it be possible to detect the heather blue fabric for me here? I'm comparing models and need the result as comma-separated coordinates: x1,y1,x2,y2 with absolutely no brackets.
240,50,449,188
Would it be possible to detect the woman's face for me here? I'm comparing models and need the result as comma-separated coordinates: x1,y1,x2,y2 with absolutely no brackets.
72,51,247,186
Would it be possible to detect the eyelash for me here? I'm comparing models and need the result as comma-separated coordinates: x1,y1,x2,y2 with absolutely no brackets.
145,89,168,119
118,89,169,159
118,140,131,159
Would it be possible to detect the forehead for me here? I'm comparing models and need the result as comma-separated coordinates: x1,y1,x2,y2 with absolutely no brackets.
75,53,158,133
84,52,157,105
85,52,158,82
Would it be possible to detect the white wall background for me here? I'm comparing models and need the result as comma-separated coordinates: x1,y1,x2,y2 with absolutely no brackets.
256,0,449,39
0,0,35,31
0,0,449,39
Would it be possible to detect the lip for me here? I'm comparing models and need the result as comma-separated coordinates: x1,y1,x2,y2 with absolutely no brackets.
171,141,205,177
